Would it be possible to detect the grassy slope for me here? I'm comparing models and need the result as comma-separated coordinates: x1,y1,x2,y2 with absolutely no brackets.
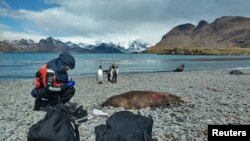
144,46,250,55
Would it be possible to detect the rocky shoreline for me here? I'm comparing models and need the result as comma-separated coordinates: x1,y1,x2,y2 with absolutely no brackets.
0,70,250,141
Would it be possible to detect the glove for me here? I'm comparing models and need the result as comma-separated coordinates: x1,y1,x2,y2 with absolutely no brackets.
66,80,75,88
31,88,39,98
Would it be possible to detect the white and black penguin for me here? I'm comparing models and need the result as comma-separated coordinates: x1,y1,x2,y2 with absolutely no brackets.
97,65,104,84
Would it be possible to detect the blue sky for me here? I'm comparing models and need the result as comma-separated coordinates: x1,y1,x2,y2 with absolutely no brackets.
4,0,57,11
1,0,250,44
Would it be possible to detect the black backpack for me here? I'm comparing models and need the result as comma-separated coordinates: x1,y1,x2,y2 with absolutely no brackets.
27,103,80,141
95,111,154,141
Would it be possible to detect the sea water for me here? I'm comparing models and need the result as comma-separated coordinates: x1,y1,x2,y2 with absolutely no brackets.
0,53,250,80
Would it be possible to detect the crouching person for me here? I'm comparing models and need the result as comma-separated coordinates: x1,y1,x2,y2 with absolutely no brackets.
31,52,87,119
31,52,76,111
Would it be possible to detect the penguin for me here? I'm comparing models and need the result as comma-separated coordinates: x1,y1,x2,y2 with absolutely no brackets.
97,65,104,84
112,66,118,83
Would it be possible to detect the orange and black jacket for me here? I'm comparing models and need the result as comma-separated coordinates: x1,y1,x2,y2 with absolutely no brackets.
35,64,66,92
35,52,75,92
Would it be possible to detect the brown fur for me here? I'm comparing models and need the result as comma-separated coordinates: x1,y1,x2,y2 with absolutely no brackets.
102,91,185,109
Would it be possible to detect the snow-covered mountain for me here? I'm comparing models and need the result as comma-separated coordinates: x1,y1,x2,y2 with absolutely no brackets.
65,41,79,49
126,40,150,53
79,39,151,53
3,39,36,48
0,37,151,53
118,39,149,48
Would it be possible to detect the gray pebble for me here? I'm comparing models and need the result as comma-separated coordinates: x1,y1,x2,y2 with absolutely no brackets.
1,70,250,141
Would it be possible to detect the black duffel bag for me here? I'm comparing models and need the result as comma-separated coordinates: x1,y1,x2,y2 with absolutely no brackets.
95,111,154,141
27,103,80,141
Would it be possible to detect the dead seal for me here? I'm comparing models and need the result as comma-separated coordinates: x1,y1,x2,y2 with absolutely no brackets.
102,91,185,109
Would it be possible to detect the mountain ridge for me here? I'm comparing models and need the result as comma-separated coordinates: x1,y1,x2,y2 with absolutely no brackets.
145,16,250,55
0,38,150,53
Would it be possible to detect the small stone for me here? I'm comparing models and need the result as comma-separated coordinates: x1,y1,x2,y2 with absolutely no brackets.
181,135,186,140
173,126,180,133
188,104,195,108
198,128,205,137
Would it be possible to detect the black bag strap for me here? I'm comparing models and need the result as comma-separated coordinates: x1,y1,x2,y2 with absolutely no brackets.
57,104,80,141
142,129,148,141
136,117,147,141
56,94,61,104
68,113,80,141
136,112,148,141
56,103,69,111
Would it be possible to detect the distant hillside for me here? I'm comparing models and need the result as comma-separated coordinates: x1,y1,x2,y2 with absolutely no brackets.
0,37,150,53
0,38,91,53
145,16,250,55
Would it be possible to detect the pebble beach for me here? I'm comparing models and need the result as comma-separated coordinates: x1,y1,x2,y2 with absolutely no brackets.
0,69,250,141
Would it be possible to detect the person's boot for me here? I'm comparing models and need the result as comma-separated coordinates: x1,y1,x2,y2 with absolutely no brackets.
33,99,49,111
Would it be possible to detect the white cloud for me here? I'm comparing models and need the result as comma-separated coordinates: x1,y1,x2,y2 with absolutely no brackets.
56,33,147,44
1,0,250,44
0,23,10,30
0,30,46,42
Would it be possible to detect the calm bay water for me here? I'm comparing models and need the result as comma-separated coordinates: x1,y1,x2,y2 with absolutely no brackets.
0,53,250,80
